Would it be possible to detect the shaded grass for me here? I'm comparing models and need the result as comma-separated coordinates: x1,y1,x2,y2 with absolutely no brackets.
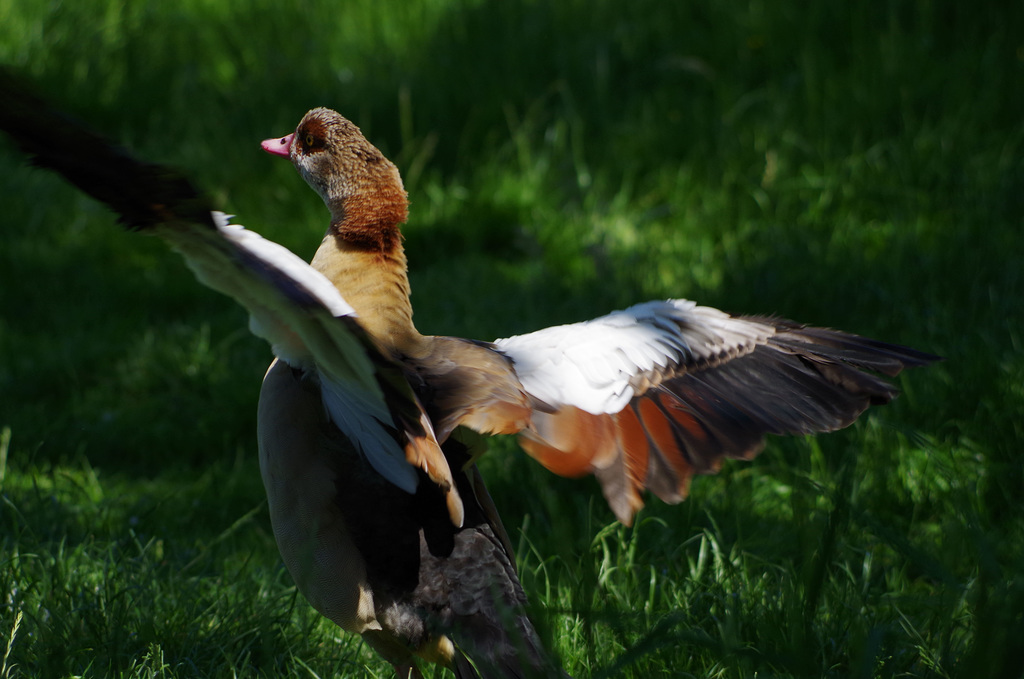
1,0,1023,676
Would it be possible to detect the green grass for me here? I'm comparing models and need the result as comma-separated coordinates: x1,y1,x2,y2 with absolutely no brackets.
1,0,1022,676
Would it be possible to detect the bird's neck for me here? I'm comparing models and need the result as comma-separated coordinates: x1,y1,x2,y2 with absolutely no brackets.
310,217,425,357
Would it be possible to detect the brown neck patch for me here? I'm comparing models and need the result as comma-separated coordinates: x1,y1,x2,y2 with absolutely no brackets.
329,185,409,253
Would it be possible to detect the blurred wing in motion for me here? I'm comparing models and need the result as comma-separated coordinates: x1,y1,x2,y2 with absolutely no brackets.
0,70,463,525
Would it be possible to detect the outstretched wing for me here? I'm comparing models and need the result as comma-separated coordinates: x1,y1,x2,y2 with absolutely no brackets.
0,70,463,526
496,299,938,523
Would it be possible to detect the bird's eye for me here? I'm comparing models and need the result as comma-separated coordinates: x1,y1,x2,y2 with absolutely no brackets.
304,133,316,148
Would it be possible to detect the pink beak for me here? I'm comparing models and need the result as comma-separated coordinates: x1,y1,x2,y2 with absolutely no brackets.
261,133,294,158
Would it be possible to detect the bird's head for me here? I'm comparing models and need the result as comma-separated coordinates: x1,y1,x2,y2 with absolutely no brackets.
262,108,408,249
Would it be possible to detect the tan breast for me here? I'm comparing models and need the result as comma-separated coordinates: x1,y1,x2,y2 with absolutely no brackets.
309,233,425,357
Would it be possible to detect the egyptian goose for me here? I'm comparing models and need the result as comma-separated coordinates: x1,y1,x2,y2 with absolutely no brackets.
257,108,937,524
0,74,937,677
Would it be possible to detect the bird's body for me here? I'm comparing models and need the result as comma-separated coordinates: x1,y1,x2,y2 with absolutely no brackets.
0,80,938,678
258,359,541,677
257,112,557,676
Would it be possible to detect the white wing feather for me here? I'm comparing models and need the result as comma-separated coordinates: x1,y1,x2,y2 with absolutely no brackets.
165,211,418,493
495,299,774,414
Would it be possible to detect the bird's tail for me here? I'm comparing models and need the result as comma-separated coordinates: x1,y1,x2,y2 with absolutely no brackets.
451,616,569,679
443,462,570,679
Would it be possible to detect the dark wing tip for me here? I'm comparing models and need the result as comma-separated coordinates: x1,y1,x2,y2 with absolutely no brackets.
589,321,939,523
0,67,214,230
763,319,942,375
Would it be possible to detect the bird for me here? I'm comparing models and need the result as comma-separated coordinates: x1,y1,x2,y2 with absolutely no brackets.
0,70,938,678
256,108,938,525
